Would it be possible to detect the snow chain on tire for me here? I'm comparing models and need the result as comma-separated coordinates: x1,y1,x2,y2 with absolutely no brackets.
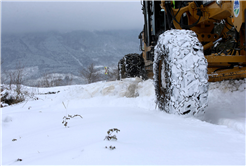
153,29,209,116
118,53,147,80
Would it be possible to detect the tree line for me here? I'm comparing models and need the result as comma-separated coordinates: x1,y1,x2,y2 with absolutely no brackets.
1,62,119,88
0,62,119,107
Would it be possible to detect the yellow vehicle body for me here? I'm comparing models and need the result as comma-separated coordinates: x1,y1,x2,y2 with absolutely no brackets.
141,0,246,82
118,0,245,115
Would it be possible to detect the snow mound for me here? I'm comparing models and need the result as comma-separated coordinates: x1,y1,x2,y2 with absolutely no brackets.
49,78,245,134
209,79,246,92
1,78,245,134
65,77,151,99
198,79,246,134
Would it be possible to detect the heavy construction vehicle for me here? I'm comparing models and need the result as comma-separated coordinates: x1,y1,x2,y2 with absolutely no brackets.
118,0,246,116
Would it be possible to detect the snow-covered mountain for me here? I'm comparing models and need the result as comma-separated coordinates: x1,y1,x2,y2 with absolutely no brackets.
2,30,141,79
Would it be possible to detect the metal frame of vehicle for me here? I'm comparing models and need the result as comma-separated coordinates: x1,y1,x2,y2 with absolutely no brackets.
140,0,246,82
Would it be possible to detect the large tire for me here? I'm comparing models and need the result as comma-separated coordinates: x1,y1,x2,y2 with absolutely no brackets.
153,29,208,116
118,53,147,80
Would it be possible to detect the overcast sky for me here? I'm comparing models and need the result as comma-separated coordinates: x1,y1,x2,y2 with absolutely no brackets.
1,1,144,33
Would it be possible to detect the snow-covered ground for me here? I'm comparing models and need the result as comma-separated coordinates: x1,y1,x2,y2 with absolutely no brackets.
1,78,245,165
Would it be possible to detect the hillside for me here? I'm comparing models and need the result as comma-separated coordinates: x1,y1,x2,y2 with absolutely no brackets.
1,30,141,79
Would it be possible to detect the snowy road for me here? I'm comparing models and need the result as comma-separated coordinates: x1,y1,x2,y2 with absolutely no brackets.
1,78,245,165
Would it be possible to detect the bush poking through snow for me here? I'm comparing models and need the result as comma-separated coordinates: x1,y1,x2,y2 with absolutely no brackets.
107,128,120,134
104,128,120,150
16,158,22,162
79,63,101,84
104,135,118,141
104,128,120,141
0,90,25,108
105,145,116,150
62,114,83,127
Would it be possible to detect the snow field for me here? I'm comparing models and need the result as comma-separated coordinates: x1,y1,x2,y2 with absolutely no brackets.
1,78,245,165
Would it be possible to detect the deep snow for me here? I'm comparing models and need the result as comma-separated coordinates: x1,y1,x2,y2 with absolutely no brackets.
1,78,245,165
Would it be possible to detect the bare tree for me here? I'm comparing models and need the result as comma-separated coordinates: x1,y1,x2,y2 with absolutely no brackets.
38,72,50,87
38,73,74,87
79,63,100,84
64,74,73,85
0,60,3,83
6,62,24,92
15,63,24,95
0,59,5,84
1,62,25,105
51,78,62,87
108,67,119,81
8,72,15,89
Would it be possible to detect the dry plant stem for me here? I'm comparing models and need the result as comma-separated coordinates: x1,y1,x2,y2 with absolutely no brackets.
104,128,120,150
62,114,83,127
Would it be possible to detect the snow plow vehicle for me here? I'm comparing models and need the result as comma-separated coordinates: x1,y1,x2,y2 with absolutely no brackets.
118,0,246,116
